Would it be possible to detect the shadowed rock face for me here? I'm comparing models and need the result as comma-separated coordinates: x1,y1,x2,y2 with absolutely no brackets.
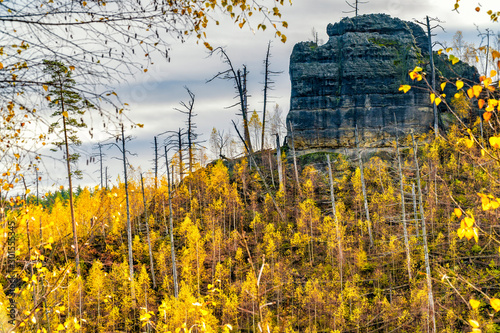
286,14,475,150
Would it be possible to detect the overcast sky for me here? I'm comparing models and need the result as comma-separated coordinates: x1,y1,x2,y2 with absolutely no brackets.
36,0,500,192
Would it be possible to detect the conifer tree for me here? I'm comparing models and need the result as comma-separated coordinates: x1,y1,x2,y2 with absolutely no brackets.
44,59,91,277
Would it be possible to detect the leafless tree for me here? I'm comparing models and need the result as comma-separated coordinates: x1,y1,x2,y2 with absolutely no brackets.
208,47,253,153
261,41,281,150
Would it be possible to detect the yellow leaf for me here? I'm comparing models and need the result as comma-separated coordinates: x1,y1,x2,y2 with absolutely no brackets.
484,77,492,87
473,85,483,98
454,208,462,218
137,123,144,128
491,298,500,312
490,136,500,148
465,228,475,240
82,1,87,6
430,93,435,103
478,99,485,109
469,319,480,328
491,70,497,77
43,85,48,91
62,111,68,117
57,324,65,331
413,66,423,72
399,85,411,93
0,62,3,69
438,49,443,55
435,97,442,106
470,299,480,309
69,66,75,71
441,82,446,90
456,80,464,90
484,112,492,121
446,47,452,53
452,57,459,65
48,236,54,244
467,88,474,99
464,216,474,228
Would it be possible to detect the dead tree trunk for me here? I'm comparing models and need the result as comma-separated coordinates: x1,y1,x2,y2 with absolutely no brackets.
426,16,439,138
177,128,184,181
154,136,158,190
276,134,283,190
355,126,373,247
141,173,156,289
165,146,179,298
412,132,436,333
175,87,198,173
289,121,301,195
121,124,136,302
412,184,419,237
209,48,253,153
239,66,253,153
395,135,412,281
327,154,343,292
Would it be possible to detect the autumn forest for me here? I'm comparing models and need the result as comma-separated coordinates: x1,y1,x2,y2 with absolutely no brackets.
3,1,500,333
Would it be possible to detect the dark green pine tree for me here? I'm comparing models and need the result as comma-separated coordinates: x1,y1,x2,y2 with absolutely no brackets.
43,59,93,279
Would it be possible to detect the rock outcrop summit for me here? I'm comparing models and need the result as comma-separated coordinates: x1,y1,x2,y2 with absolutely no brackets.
286,14,477,150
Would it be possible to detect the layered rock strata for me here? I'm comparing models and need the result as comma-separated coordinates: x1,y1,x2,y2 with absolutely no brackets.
286,14,477,150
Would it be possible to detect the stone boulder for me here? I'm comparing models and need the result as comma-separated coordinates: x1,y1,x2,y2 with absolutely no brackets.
286,14,478,150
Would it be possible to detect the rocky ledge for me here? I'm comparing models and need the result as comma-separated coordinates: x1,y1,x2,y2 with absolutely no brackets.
286,14,478,150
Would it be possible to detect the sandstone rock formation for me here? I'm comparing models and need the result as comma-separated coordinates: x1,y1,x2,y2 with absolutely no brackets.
286,14,478,150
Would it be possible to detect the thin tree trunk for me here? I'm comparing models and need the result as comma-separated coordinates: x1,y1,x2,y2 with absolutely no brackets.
412,184,419,237
62,115,80,277
237,67,253,153
326,154,343,292
165,146,179,298
426,16,439,138
261,41,271,151
141,174,157,289
412,132,436,333
154,136,158,190
61,97,82,319
395,136,412,281
268,152,275,188
121,124,136,302
177,128,184,181
276,134,283,190
98,143,103,189
355,126,373,247
289,121,301,195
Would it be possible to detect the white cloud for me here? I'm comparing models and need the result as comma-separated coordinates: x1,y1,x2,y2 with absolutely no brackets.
37,0,500,190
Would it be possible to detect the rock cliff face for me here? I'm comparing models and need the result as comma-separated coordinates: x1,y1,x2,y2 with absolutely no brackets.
286,14,477,150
